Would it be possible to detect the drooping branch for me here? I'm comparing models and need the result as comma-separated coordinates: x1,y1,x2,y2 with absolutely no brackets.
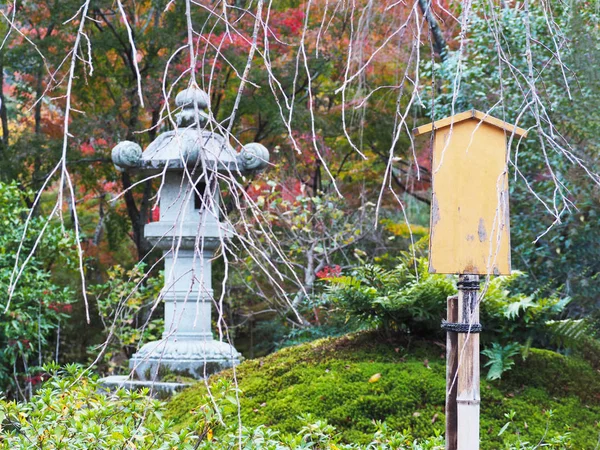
391,167,431,205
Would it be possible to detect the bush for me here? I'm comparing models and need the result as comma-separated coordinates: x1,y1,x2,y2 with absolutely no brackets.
0,363,198,449
87,263,163,374
325,256,455,336
323,244,586,379
0,182,77,398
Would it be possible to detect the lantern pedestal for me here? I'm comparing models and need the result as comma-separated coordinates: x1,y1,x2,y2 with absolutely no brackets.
130,339,240,381
129,233,241,381
99,375,190,399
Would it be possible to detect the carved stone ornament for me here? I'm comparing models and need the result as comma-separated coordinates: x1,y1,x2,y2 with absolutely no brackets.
175,87,210,128
107,86,271,382
238,142,270,171
111,141,142,170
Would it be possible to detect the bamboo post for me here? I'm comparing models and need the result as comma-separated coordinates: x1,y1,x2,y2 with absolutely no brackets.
445,295,459,450
456,274,481,450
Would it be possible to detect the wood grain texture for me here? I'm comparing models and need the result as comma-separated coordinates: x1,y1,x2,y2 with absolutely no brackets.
456,275,480,450
446,295,459,450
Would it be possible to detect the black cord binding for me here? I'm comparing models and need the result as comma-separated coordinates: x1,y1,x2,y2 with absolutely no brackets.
441,320,482,333
456,280,480,291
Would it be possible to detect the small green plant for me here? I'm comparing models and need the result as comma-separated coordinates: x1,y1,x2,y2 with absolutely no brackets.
482,342,521,380
88,264,163,374
497,410,573,449
546,319,591,349
0,363,197,449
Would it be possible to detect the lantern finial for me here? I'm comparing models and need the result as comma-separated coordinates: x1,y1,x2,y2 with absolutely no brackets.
175,86,210,128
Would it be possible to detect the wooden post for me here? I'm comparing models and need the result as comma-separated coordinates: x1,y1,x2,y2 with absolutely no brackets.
446,295,459,450
456,274,480,450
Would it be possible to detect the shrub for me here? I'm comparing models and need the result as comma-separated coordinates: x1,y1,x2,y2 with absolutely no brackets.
325,256,455,336
0,363,197,449
0,182,76,398
323,243,585,379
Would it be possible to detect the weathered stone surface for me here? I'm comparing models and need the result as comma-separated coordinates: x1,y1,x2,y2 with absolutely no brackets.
176,87,210,128
138,130,239,173
238,142,270,171
99,375,190,399
111,141,142,170
130,339,241,381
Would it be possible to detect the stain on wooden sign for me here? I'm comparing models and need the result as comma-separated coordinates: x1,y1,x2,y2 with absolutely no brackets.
413,110,527,275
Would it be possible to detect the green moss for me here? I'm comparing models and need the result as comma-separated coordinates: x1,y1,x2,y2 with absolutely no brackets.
577,337,600,371
166,332,600,448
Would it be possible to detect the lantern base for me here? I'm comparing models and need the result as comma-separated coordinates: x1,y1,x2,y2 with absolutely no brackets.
129,337,241,381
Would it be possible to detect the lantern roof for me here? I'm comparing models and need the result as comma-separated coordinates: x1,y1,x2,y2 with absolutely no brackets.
111,86,269,175
412,109,528,138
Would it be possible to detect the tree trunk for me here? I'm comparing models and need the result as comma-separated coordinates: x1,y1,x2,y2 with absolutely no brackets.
122,170,144,258
417,0,448,62
31,66,44,215
0,50,9,176
122,86,152,260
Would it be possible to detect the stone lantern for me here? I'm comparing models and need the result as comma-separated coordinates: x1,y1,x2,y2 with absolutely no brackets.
111,87,269,381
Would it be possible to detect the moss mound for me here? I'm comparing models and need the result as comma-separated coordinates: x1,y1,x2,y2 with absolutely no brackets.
166,332,600,448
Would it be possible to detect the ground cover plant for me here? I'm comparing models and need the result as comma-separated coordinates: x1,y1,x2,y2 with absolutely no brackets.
0,360,585,450
166,332,600,449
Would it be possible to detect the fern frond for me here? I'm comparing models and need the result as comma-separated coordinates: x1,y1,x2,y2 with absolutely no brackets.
482,342,521,380
503,296,536,319
546,319,590,349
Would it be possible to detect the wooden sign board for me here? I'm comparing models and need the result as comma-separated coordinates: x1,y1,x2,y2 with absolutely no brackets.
413,110,527,275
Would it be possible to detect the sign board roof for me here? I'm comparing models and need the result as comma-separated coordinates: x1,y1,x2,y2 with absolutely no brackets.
413,109,528,138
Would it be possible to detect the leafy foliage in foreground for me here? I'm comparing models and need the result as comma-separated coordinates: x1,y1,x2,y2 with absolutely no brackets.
0,364,446,449
167,332,600,449
0,361,584,449
0,364,197,449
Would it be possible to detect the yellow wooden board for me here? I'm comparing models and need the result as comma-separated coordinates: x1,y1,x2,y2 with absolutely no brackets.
426,117,513,275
